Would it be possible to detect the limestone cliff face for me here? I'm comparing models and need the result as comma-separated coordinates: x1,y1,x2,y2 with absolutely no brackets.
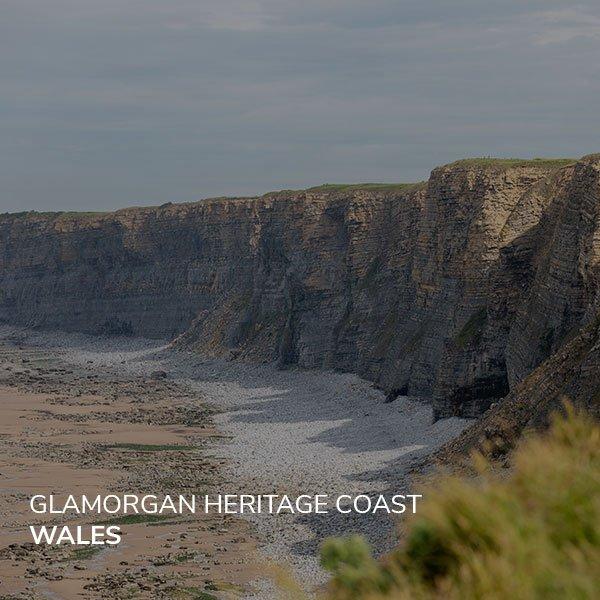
435,315,600,467
0,199,266,339
1,156,598,417
505,155,600,384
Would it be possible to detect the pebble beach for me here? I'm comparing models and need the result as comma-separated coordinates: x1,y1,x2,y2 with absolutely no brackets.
0,326,469,597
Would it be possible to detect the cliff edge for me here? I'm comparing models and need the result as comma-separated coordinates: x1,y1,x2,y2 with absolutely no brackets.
1,155,598,418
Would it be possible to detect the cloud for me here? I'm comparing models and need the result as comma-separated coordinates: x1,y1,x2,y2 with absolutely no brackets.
1,1,599,211
531,8,600,44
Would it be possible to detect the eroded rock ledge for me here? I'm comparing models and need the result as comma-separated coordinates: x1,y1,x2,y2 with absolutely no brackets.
1,156,599,418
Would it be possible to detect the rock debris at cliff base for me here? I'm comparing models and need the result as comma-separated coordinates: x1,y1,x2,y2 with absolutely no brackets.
0,326,469,595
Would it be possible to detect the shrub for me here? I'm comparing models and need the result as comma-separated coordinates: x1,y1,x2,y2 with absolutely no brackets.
322,407,600,599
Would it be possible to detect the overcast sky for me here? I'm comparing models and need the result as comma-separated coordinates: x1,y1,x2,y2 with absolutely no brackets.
1,1,599,212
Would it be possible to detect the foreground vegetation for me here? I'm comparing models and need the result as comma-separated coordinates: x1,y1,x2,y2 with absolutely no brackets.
320,406,599,599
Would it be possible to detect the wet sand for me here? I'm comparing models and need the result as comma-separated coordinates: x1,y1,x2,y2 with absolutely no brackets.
0,336,259,599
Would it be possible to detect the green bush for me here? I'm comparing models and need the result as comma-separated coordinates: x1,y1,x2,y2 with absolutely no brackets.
322,407,600,599
321,536,393,598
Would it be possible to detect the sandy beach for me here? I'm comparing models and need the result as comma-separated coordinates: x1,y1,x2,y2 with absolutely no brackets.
0,326,469,598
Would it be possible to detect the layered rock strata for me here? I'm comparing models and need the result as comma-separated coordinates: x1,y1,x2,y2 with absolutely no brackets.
1,155,598,417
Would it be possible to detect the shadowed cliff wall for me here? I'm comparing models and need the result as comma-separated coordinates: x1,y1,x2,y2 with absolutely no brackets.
1,156,598,417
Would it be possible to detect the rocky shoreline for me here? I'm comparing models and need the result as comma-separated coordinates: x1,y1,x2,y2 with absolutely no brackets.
0,326,469,597
0,328,256,599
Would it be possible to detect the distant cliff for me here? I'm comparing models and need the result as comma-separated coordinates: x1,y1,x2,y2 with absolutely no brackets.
1,155,598,418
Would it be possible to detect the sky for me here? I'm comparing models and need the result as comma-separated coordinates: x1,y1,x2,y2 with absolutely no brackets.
1,1,600,212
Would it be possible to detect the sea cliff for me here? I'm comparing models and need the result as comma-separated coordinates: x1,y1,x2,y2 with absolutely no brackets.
2,155,598,418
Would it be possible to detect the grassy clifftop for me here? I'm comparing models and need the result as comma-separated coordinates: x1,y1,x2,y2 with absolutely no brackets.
1,156,578,219
444,157,576,170
306,182,424,193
